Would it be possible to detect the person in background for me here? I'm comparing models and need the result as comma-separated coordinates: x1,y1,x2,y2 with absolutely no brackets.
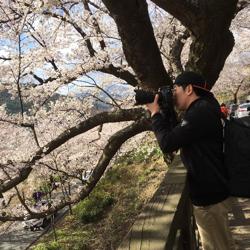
220,103,229,119
32,189,43,204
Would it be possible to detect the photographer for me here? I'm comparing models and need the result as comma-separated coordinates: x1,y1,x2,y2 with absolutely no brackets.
146,71,235,250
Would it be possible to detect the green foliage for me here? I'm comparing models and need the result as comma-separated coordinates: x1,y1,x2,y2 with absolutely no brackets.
32,243,47,250
33,141,165,249
115,145,163,166
74,144,162,225
105,168,122,183
104,166,129,184
74,189,115,223
47,241,61,250
70,241,88,250
52,175,61,182
40,181,51,194
32,241,61,250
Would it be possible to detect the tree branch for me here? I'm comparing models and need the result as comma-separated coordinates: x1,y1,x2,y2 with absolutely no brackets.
83,0,106,50
2,168,34,215
236,0,250,13
167,28,189,77
150,0,200,35
0,108,148,194
43,9,96,57
0,56,11,61
0,118,151,221
100,64,139,87
152,0,238,86
88,0,109,14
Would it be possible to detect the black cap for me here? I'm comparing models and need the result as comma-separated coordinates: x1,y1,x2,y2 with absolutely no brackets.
174,71,210,91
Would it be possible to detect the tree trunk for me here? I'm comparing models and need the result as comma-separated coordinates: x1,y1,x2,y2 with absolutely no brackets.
102,0,172,90
186,30,235,88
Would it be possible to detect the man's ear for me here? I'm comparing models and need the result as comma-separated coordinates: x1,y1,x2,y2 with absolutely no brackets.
186,84,194,96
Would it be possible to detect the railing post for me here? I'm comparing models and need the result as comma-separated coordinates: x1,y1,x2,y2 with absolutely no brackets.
178,197,200,250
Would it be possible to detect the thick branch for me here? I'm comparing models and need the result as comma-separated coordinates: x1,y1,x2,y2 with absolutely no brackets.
29,72,57,85
29,63,138,88
150,0,200,35
88,0,109,14
102,0,172,90
0,118,151,221
167,29,189,77
100,64,139,87
83,0,106,50
0,108,148,194
0,56,11,61
153,0,238,86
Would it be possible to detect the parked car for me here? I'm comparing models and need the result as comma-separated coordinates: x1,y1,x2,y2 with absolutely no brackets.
237,103,250,118
22,216,50,231
228,103,238,118
22,200,56,231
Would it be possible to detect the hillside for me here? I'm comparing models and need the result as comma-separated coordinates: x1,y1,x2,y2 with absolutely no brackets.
0,82,132,114
31,142,168,250
0,89,62,114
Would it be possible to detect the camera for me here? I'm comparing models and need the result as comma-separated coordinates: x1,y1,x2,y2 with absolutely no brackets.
134,86,178,128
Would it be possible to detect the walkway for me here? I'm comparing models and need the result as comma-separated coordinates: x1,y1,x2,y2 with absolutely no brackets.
0,222,41,250
230,198,250,250
0,207,68,250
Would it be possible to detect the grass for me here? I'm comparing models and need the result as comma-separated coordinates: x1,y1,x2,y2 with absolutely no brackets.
74,189,115,223
32,143,167,250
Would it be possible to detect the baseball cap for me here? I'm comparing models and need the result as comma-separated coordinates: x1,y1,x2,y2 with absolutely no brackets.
174,71,210,91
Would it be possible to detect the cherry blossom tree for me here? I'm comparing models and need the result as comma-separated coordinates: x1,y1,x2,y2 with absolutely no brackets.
212,5,250,103
0,0,248,222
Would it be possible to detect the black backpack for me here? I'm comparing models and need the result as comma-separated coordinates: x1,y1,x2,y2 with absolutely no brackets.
224,116,250,197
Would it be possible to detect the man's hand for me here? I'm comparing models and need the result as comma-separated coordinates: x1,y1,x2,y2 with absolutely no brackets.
146,94,160,117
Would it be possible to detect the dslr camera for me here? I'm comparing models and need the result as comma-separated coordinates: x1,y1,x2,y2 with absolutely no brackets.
134,86,178,128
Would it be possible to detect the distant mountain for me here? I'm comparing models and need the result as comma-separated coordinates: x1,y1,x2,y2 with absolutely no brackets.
0,89,61,114
0,89,31,114
0,83,133,114
76,83,132,111
95,84,132,111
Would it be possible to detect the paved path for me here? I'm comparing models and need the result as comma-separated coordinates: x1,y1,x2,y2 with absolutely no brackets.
1,197,250,250
0,207,68,250
0,222,42,250
230,198,250,250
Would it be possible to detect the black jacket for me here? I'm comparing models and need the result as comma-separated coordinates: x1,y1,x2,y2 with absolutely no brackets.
151,96,229,206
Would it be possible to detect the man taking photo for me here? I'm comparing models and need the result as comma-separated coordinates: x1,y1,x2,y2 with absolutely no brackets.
146,71,235,250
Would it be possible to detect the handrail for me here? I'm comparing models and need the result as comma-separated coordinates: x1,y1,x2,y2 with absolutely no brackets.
118,156,200,250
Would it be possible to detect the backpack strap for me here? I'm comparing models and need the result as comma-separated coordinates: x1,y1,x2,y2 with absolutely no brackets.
221,118,226,153
210,117,229,188
220,115,229,154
